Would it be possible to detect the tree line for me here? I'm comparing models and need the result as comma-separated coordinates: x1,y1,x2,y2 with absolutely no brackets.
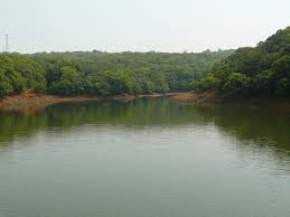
0,50,232,97
193,26,290,96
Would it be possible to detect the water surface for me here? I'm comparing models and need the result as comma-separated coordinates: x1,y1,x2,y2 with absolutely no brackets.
0,99,290,217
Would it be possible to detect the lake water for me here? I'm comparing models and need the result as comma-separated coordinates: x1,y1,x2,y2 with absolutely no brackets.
0,98,290,217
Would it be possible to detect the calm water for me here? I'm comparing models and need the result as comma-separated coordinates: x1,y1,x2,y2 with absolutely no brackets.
0,99,290,217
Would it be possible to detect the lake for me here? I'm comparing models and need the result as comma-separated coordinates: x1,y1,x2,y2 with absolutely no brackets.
0,98,290,217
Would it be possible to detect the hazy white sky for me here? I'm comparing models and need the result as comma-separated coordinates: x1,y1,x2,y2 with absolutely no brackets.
1,0,290,53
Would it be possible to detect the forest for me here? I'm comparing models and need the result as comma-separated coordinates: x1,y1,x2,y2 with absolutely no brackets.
0,50,231,97
1,27,289,98
193,26,290,96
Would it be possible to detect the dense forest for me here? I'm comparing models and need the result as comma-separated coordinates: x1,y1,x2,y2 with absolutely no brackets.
2,26,289,99
193,26,290,96
0,50,232,97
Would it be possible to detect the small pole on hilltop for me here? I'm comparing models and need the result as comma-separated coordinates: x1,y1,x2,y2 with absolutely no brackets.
5,34,9,52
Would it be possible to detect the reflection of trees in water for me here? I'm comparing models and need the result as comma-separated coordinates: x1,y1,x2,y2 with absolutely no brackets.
193,104,290,170
0,99,290,164
0,113,49,148
0,99,203,146
200,104,290,148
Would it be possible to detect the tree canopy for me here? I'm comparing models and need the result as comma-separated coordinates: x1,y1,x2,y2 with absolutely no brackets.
193,26,290,97
0,54,46,96
0,50,232,97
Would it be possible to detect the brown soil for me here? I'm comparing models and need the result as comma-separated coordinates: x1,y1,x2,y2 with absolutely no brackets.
0,93,102,113
168,91,290,112
168,91,222,104
1,92,289,113
0,92,188,113
0,93,144,113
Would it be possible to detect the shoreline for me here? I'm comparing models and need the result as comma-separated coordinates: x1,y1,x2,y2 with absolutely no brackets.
0,92,174,113
0,93,103,113
168,92,290,112
167,91,222,104
1,92,290,113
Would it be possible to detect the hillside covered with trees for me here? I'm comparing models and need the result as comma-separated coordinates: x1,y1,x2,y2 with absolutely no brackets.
193,26,290,97
0,50,232,97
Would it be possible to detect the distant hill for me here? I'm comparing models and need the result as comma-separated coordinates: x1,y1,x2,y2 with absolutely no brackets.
194,27,290,96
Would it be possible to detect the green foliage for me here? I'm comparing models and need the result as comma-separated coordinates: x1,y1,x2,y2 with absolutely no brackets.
0,50,232,97
195,26,290,97
0,54,46,96
192,75,217,91
31,50,232,96
222,73,251,96
49,65,84,95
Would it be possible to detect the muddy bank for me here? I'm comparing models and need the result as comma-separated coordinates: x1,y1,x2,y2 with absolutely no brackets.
168,91,290,112
168,91,221,104
1,92,289,113
0,93,105,113
0,93,163,113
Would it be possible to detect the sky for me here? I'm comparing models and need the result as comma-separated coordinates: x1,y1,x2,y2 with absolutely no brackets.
1,0,290,53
